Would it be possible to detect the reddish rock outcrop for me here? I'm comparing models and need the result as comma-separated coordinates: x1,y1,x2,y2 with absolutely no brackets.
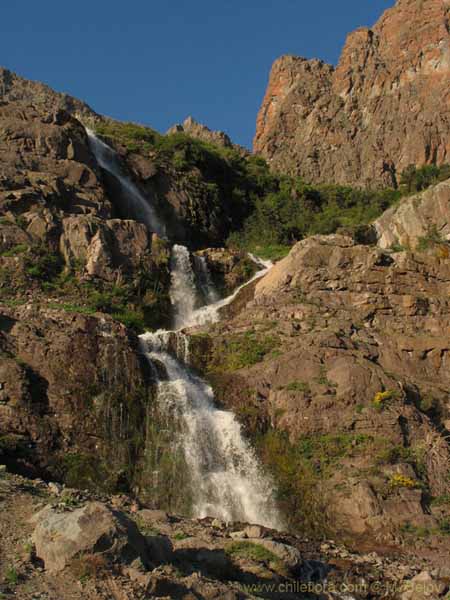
201,229,450,542
254,0,450,186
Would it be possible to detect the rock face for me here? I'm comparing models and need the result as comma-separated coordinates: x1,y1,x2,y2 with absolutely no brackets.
195,247,257,295
0,68,251,249
0,66,97,119
254,0,450,186
375,178,450,249
0,303,152,485
203,227,450,542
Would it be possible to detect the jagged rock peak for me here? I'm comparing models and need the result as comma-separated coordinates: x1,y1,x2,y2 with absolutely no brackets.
254,0,450,187
167,115,235,149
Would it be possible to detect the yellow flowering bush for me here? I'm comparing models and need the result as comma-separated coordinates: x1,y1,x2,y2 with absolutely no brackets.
373,390,396,410
390,474,418,489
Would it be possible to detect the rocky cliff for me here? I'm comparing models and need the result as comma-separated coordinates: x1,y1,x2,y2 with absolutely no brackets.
254,0,450,187
195,184,450,552
0,70,260,496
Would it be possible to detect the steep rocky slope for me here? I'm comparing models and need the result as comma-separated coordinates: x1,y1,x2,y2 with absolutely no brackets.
0,67,265,248
191,183,450,552
0,66,97,119
254,0,450,187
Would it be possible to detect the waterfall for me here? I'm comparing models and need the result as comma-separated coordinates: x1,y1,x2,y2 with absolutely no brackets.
86,128,166,238
183,253,273,328
140,330,282,529
139,251,281,528
193,254,220,305
169,244,200,330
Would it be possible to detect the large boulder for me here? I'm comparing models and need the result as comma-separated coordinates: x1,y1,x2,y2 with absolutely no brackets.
374,179,450,250
60,215,154,280
32,501,149,573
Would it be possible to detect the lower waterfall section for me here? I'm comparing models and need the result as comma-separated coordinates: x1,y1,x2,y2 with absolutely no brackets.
140,330,283,529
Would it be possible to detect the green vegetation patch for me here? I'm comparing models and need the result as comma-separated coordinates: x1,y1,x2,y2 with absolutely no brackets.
210,331,280,372
0,243,29,257
225,541,279,564
94,120,160,152
255,430,371,535
283,381,311,394
416,225,447,253
400,163,450,193
227,178,401,259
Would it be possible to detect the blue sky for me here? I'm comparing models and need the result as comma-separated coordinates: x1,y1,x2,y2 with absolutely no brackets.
1,1,393,148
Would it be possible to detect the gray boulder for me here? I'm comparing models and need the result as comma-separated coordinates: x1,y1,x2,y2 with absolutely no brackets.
32,501,149,573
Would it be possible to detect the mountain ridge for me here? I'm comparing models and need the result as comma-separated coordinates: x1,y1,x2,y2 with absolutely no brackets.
254,0,450,186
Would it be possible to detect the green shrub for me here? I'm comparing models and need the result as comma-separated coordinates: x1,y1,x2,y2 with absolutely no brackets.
62,453,106,490
227,180,400,258
25,246,64,281
431,494,450,506
438,519,450,535
94,120,159,152
5,566,19,585
400,522,431,538
112,309,145,332
416,225,445,251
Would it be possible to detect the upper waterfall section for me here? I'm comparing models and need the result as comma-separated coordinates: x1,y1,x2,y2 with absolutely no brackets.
86,128,166,238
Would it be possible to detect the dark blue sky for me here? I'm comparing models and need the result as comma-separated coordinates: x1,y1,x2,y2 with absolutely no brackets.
1,1,393,148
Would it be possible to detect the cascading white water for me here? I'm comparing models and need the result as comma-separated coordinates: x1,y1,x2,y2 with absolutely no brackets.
140,330,282,528
86,128,166,238
169,244,200,329
193,254,220,305
139,251,282,528
184,254,273,328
